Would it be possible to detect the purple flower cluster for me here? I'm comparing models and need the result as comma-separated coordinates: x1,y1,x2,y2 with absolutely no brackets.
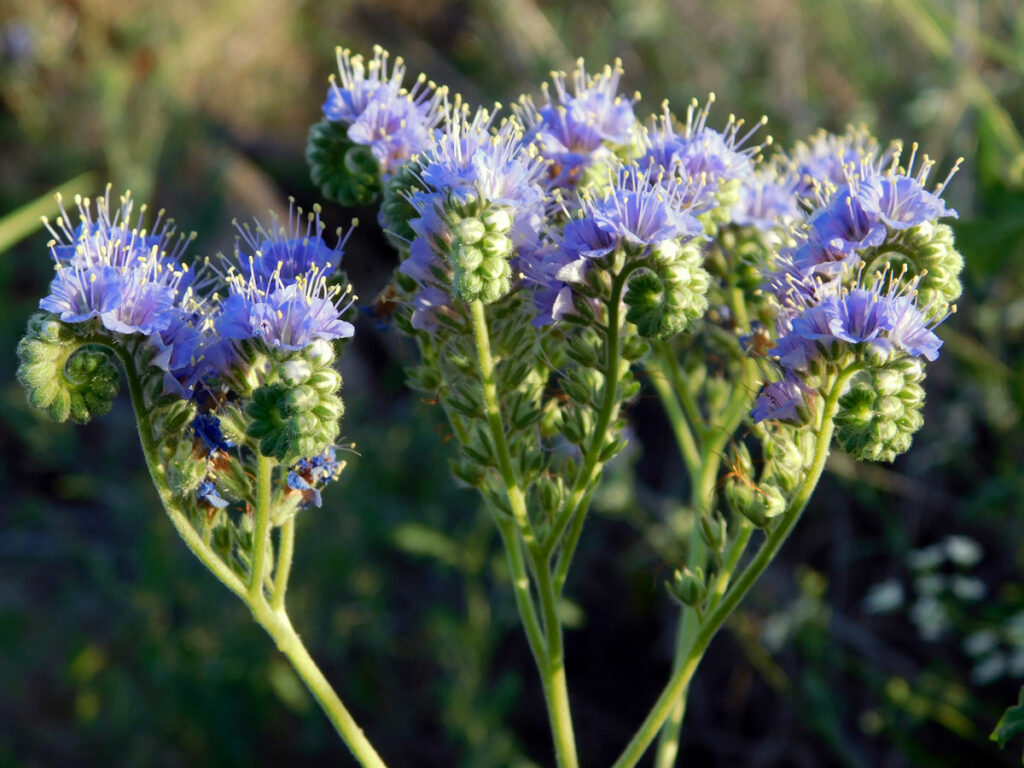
639,98,764,213
516,59,638,188
323,46,446,178
215,209,355,358
526,164,706,326
40,188,192,336
753,143,960,424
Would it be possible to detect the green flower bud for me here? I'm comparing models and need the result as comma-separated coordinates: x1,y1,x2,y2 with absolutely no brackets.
16,314,120,425
245,342,345,464
624,243,710,339
481,233,512,260
668,566,707,607
306,119,381,206
454,217,487,245
481,207,512,234
835,359,926,463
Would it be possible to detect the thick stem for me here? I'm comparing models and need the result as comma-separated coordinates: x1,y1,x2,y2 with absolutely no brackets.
653,354,761,767
250,599,389,768
547,268,630,555
470,301,579,768
250,454,275,597
614,372,850,768
272,516,296,611
531,546,579,768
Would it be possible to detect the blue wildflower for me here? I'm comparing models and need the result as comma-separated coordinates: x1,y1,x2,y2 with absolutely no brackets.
516,58,638,187
639,98,764,211
751,372,812,424
193,412,234,455
197,480,229,509
568,164,704,257
732,165,802,231
234,200,351,289
853,148,960,231
785,125,893,201
323,46,445,177
40,264,122,323
40,188,193,336
287,446,347,508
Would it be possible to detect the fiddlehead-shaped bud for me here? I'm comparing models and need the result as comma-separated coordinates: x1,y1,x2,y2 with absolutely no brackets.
624,242,711,339
306,119,381,207
16,313,120,424
835,358,926,463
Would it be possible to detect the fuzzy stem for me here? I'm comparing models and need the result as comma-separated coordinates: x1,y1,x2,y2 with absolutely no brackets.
614,371,851,768
272,516,296,611
250,454,275,597
546,268,630,556
470,300,579,768
249,597,389,768
653,354,761,767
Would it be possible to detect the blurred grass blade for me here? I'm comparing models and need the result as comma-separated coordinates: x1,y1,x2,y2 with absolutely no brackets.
0,172,98,255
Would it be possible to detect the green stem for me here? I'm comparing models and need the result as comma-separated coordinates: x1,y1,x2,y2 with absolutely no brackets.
110,344,388,767
530,545,579,768
552,482,598,596
494,515,547,666
250,598,389,768
110,344,247,599
250,454,274,597
615,372,851,768
470,300,533,539
648,362,701,478
470,301,579,768
546,269,629,555
653,354,762,767
658,341,705,443
272,516,296,611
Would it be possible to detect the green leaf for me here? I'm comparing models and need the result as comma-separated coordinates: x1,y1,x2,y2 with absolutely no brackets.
990,684,1024,758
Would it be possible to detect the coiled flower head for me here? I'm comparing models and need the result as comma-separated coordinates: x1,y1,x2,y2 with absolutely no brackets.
835,358,926,462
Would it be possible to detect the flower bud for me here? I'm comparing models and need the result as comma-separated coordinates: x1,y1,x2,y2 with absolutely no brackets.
454,217,487,245
835,359,926,463
624,243,710,339
16,313,120,425
481,207,512,234
701,511,728,552
668,566,707,607
306,119,381,206
876,222,963,318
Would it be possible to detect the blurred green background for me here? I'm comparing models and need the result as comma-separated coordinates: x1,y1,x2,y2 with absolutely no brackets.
1,0,1023,765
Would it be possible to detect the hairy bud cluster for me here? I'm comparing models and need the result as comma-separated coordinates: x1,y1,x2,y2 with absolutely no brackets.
624,242,711,339
246,340,344,464
836,359,926,463
307,119,382,207
16,313,119,424
449,207,515,304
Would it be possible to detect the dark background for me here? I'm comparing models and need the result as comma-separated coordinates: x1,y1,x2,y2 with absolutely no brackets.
1,1,1022,766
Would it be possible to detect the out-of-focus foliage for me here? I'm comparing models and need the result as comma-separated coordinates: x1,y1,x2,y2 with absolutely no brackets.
1,0,1021,766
